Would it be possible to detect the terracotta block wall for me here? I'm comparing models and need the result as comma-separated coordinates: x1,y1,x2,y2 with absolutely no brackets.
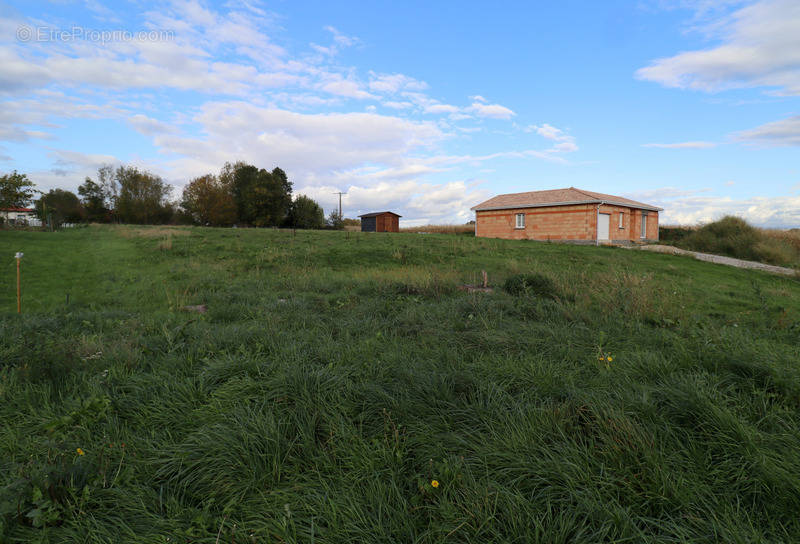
597,204,639,242
476,205,659,242
628,209,659,241
476,205,593,240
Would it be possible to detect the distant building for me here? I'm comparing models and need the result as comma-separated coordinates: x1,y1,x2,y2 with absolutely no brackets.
471,187,661,243
1,207,37,226
359,211,401,232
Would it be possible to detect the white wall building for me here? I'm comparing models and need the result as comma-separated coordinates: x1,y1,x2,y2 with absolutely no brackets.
1,207,38,226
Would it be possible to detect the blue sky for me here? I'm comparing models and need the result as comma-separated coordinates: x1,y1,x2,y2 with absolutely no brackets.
1,0,799,226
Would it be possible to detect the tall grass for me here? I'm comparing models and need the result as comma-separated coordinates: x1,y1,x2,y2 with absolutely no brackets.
400,224,474,235
660,216,800,267
1,225,799,542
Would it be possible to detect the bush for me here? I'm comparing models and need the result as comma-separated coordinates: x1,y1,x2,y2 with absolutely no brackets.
658,225,694,244
677,216,800,267
503,273,558,298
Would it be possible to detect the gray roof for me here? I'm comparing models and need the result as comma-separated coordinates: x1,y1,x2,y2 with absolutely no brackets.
358,211,402,218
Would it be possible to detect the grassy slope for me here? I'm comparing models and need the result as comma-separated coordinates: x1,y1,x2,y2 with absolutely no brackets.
1,225,800,543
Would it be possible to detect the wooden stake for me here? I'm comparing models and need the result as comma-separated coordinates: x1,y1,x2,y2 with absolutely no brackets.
16,253,22,313
482,270,488,288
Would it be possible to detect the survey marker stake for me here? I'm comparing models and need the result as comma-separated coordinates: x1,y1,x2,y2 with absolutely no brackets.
15,252,23,314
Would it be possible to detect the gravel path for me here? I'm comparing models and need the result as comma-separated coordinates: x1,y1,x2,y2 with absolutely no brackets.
636,245,797,276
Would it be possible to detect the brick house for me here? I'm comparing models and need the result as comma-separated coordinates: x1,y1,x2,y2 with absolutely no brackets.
471,187,662,243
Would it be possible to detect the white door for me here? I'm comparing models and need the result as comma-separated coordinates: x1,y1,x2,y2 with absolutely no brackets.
598,213,610,240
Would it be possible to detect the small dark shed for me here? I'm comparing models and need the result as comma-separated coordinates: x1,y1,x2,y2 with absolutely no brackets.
359,211,401,232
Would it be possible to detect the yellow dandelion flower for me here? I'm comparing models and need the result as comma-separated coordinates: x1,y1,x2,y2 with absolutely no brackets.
76,448,85,456
607,356,613,362
431,480,440,488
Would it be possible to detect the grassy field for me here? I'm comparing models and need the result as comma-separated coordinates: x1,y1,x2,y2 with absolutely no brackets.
2,224,800,543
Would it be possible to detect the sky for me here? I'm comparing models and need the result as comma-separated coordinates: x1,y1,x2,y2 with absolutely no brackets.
0,0,799,227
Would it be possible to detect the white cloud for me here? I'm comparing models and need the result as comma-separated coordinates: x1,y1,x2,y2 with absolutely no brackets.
627,186,800,227
128,114,179,136
324,26,359,48
468,101,515,119
637,0,800,95
552,141,578,153
0,91,125,142
381,100,413,109
526,123,579,155
156,101,444,182
299,179,489,224
310,26,359,58
733,115,800,146
447,113,472,121
425,104,460,114
641,141,717,148
529,123,567,141
83,0,121,22
50,149,121,171
368,72,428,94
319,78,376,100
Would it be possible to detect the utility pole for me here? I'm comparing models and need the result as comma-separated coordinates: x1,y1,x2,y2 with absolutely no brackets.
332,191,347,217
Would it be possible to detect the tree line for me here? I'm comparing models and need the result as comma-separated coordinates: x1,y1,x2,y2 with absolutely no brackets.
0,163,346,229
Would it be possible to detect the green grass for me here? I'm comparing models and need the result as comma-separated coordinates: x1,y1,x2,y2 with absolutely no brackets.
2,224,800,542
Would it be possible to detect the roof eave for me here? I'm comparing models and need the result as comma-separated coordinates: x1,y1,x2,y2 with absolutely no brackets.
471,199,662,212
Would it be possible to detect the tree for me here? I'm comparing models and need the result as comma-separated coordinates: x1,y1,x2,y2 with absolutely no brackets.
287,195,324,229
78,164,124,222
326,210,344,230
114,166,173,224
265,167,293,226
0,171,35,209
78,177,109,222
36,189,84,226
230,163,261,225
229,162,293,226
97,165,118,211
182,174,237,226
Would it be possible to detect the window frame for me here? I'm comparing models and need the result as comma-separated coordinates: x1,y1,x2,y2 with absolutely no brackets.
515,213,525,229
641,212,648,239
619,212,625,229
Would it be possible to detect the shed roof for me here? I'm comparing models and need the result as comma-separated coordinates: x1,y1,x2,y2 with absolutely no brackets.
358,211,402,218
471,187,662,212
1,207,35,212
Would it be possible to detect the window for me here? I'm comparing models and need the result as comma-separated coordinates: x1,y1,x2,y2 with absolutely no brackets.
641,213,648,238
619,212,625,229
515,213,525,229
